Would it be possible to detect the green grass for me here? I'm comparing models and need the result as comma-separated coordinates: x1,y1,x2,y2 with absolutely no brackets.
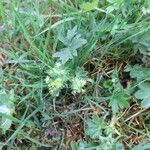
0,0,150,149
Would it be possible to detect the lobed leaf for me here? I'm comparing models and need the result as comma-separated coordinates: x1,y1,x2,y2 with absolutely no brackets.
53,27,87,64
134,82,150,108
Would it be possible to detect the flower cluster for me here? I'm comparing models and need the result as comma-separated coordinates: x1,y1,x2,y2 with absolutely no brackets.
45,63,69,96
45,63,90,97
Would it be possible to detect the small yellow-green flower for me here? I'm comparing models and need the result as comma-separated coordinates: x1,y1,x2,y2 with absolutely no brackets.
45,63,69,96
71,77,87,94
51,78,63,89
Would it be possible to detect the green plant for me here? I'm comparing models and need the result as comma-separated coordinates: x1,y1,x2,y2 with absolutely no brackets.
126,65,150,108
53,26,87,64
85,114,106,139
73,114,125,150
0,89,15,133
134,82,150,108
132,29,150,55
45,62,90,97
107,72,132,113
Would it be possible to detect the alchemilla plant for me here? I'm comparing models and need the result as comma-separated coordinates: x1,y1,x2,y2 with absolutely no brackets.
45,62,90,97
0,89,15,133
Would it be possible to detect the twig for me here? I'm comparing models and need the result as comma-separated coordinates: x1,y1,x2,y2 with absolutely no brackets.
125,109,147,122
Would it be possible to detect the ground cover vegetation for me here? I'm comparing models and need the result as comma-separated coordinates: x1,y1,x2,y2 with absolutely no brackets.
0,0,150,149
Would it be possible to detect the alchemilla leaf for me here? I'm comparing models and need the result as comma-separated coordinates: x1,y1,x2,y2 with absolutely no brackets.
53,48,73,64
53,27,87,64
132,29,150,55
86,114,106,139
126,65,150,82
66,26,77,40
109,72,131,113
109,90,129,113
134,82,150,108
0,90,15,133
